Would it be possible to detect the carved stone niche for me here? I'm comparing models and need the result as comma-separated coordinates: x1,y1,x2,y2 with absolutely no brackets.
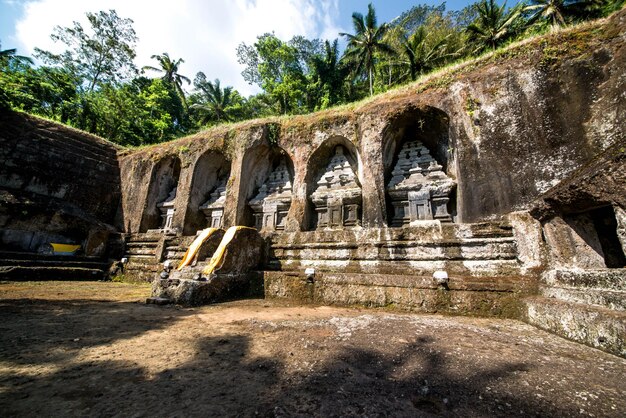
249,159,293,231
310,145,362,230
387,140,455,226
199,179,227,228
157,186,177,231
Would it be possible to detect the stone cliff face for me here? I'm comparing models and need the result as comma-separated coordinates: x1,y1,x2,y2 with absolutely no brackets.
117,10,625,234
0,112,122,254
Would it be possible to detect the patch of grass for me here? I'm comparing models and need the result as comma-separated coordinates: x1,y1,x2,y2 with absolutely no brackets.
111,274,126,283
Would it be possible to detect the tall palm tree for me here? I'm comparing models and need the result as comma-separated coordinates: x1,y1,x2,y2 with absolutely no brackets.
466,0,524,51
0,41,34,67
402,26,450,81
191,76,236,124
340,3,394,96
524,0,593,28
311,39,346,107
143,53,190,108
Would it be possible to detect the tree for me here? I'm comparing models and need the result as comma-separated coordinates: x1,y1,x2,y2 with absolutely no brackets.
340,3,394,96
309,39,347,109
190,73,241,125
237,33,307,114
0,41,34,67
402,26,450,81
35,9,138,92
466,0,524,51
142,52,190,108
524,0,605,28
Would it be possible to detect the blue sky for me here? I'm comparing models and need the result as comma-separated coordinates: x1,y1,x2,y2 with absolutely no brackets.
1,0,474,96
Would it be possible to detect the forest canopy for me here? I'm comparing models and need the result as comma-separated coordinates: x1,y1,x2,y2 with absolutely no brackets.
1,1,623,146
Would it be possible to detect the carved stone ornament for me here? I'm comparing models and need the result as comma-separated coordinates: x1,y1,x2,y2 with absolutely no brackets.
310,146,362,229
249,159,293,231
199,179,227,228
387,140,455,226
157,186,177,230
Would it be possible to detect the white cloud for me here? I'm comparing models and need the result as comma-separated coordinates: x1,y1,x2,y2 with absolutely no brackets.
13,0,346,97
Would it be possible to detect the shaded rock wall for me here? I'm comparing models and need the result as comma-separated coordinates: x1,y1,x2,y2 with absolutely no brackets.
118,11,626,233
0,111,122,253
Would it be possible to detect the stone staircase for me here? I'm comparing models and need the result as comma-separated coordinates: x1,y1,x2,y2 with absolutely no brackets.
524,269,626,357
0,251,110,281
122,233,193,282
122,233,163,282
164,236,194,265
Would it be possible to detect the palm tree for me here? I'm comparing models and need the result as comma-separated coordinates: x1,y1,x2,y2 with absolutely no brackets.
340,3,394,96
143,53,190,107
466,0,524,51
310,39,346,107
0,41,34,67
402,26,450,81
191,75,237,124
524,0,595,28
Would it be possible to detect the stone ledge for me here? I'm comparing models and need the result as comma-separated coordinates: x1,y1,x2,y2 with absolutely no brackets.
0,266,105,281
543,269,626,291
524,296,626,358
264,271,533,318
541,286,626,311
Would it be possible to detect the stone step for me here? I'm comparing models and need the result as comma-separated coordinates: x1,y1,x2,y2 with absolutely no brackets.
270,243,518,262
524,296,626,358
165,253,185,261
270,237,516,250
0,251,103,263
165,246,186,252
126,241,159,248
268,259,522,277
127,234,162,243
0,266,105,281
0,258,110,271
543,269,626,291
125,247,158,256
124,254,158,262
541,286,626,311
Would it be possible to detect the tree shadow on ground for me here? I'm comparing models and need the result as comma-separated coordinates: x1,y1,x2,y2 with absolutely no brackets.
0,298,192,365
0,323,588,417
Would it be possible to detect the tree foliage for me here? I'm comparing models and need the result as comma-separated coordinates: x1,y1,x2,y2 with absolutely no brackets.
2,2,620,144
340,3,394,96
466,0,524,51
189,73,244,125
143,52,191,108
35,9,138,92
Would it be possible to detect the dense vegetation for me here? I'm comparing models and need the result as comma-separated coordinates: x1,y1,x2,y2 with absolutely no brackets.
1,1,623,146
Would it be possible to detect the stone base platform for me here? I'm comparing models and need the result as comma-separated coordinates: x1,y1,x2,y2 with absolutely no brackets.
151,271,263,306
264,271,536,318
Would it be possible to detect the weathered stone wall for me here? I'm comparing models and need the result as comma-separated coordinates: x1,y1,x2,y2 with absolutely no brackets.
529,139,626,269
118,10,626,234
0,111,122,253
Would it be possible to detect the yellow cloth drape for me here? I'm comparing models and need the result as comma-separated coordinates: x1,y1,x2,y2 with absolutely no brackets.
202,226,255,275
177,228,221,271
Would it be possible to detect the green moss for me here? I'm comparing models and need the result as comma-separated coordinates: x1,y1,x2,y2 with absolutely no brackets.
266,123,281,147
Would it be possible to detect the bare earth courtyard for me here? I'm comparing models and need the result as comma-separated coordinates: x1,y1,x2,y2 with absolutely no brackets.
0,282,623,417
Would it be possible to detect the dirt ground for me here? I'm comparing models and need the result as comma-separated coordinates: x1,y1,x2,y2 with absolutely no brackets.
0,281,624,417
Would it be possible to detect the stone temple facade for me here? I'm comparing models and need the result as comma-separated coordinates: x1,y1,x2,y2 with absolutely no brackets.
1,10,625,357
